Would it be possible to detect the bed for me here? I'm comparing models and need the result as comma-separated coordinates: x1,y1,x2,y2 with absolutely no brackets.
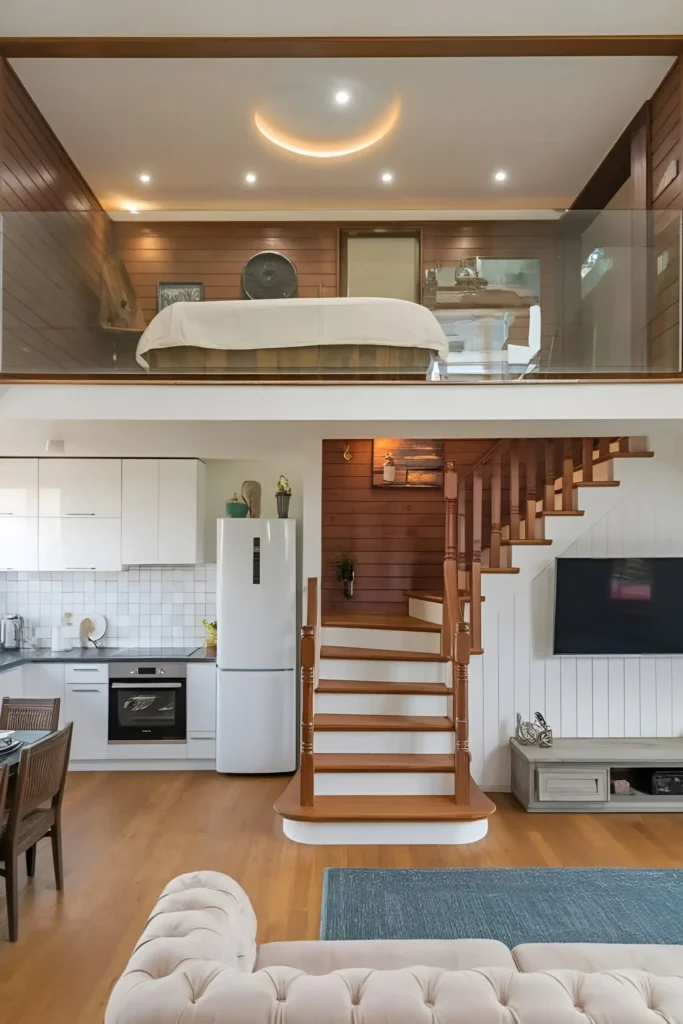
135,296,449,376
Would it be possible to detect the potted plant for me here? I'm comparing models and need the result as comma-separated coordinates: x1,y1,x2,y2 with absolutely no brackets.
335,554,355,599
275,475,292,519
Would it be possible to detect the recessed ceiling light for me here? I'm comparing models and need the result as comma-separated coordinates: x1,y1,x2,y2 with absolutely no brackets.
127,205,139,215
139,173,151,184
494,169,508,182
381,171,394,184
334,90,351,105
245,172,257,185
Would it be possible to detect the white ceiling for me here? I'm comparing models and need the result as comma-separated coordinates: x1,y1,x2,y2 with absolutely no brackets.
11,56,673,214
2,0,683,37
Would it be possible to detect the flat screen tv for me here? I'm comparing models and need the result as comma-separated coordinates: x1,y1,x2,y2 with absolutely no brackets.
554,557,683,655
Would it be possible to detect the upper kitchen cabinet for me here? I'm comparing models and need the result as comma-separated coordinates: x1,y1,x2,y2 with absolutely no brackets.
0,517,39,571
0,459,38,516
39,517,122,572
122,459,205,565
39,459,122,518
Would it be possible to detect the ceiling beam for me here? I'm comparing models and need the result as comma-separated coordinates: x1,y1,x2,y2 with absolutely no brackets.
0,35,682,59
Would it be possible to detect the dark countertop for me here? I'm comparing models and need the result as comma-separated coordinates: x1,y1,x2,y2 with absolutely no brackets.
0,647,216,674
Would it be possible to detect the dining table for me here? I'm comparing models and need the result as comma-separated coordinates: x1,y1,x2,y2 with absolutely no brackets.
0,730,53,773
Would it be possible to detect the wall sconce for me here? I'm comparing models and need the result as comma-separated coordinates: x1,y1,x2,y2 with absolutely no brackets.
343,442,352,462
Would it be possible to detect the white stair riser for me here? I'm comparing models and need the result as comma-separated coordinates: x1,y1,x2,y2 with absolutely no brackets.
315,693,448,716
408,598,443,625
322,659,447,684
283,818,489,845
314,772,454,796
322,626,441,654
314,731,454,754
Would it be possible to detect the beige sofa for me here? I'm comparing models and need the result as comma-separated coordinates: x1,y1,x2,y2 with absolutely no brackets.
106,871,683,1023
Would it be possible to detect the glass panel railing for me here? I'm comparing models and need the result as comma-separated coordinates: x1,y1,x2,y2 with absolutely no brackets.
1,209,680,380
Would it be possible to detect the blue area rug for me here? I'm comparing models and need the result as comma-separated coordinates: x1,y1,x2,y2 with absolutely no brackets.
320,868,683,946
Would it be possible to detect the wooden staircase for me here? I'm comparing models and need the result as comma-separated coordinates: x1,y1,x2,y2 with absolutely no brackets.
274,436,653,845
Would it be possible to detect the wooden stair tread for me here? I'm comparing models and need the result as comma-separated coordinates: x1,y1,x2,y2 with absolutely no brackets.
482,567,520,574
542,510,585,516
501,538,553,546
599,451,654,460
314,714,453,732
317,679,450,695
321,645,448,663
573,480,620,488
321,612,440,633
404,591,482,605
314,753,455,772
274,774,496,822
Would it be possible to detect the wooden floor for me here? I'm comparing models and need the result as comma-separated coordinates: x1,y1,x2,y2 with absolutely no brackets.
2,772,683,1024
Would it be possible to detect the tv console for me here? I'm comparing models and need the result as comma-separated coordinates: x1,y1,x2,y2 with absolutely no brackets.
511,737,683,812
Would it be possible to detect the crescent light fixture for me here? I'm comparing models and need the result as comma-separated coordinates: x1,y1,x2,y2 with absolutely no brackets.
253,98,400,160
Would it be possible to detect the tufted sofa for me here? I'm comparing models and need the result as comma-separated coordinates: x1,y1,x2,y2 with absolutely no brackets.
106,871,683,1023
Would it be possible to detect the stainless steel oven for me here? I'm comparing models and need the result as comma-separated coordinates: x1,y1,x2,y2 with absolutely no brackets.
108,664,187,743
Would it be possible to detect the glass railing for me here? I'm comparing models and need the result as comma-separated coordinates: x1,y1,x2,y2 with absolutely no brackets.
0,209,680,381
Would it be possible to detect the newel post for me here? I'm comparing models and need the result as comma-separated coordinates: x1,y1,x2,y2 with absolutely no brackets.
300,624,315,806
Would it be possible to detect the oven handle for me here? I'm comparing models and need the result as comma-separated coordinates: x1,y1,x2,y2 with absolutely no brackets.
111,682,182,689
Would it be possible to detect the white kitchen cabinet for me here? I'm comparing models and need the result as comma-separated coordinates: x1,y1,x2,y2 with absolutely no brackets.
0,517,38,570
39,459,122,518
0,459,38,516
187,663,217,734
0,666,24,701
121,459,205,565
64,682,108,760
122,459,159,565
39,518,122,571
23,664,66,727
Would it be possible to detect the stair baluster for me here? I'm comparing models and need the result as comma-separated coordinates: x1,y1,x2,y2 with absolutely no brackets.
562,439,574,510
471,470,483,653
490,451,502,569
509,441,520,540
525,440,537,539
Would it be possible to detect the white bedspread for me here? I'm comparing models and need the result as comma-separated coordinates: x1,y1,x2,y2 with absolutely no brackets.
135,297,449,369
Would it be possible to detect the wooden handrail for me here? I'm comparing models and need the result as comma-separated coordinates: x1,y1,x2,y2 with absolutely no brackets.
300,576,318,807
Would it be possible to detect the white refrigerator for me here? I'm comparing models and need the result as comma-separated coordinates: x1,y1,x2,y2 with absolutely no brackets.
216,518,297,773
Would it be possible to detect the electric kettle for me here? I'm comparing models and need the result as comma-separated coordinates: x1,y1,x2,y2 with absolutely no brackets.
1,614,23,649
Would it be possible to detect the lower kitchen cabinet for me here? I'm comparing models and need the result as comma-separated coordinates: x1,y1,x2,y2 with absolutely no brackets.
23,663,66,727
64,682,108,760
0,667,24,702
187,663,217,735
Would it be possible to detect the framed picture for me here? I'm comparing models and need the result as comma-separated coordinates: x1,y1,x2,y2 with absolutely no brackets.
372,439,444,488
157,282,203,311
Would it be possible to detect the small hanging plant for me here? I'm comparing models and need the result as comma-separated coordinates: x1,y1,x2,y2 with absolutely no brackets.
335,554,355,599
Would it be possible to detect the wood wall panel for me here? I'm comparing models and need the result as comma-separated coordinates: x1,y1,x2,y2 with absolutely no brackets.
0,58,121,373
321,438,493,614
115,222,339,322
650,58,682,370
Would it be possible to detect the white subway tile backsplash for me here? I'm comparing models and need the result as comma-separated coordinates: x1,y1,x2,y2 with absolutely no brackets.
0,564,218,649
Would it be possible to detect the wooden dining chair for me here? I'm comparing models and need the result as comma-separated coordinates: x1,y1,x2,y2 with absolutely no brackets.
0,697,61,732
0,723,73,941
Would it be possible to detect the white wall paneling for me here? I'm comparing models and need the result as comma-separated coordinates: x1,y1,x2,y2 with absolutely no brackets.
473,453,683,789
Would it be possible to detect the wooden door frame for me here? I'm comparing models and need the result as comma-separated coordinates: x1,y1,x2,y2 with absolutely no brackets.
0,36,682,59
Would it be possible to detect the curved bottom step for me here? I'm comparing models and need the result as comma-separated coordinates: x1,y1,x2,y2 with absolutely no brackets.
282,816,489,846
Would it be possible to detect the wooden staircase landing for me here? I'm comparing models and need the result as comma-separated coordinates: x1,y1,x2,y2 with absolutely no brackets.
275,773,495,822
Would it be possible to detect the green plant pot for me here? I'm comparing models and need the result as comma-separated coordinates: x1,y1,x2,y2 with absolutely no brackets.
226,500,248,518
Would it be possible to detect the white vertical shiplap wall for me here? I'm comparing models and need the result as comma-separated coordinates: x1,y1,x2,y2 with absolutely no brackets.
470,450,683,790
